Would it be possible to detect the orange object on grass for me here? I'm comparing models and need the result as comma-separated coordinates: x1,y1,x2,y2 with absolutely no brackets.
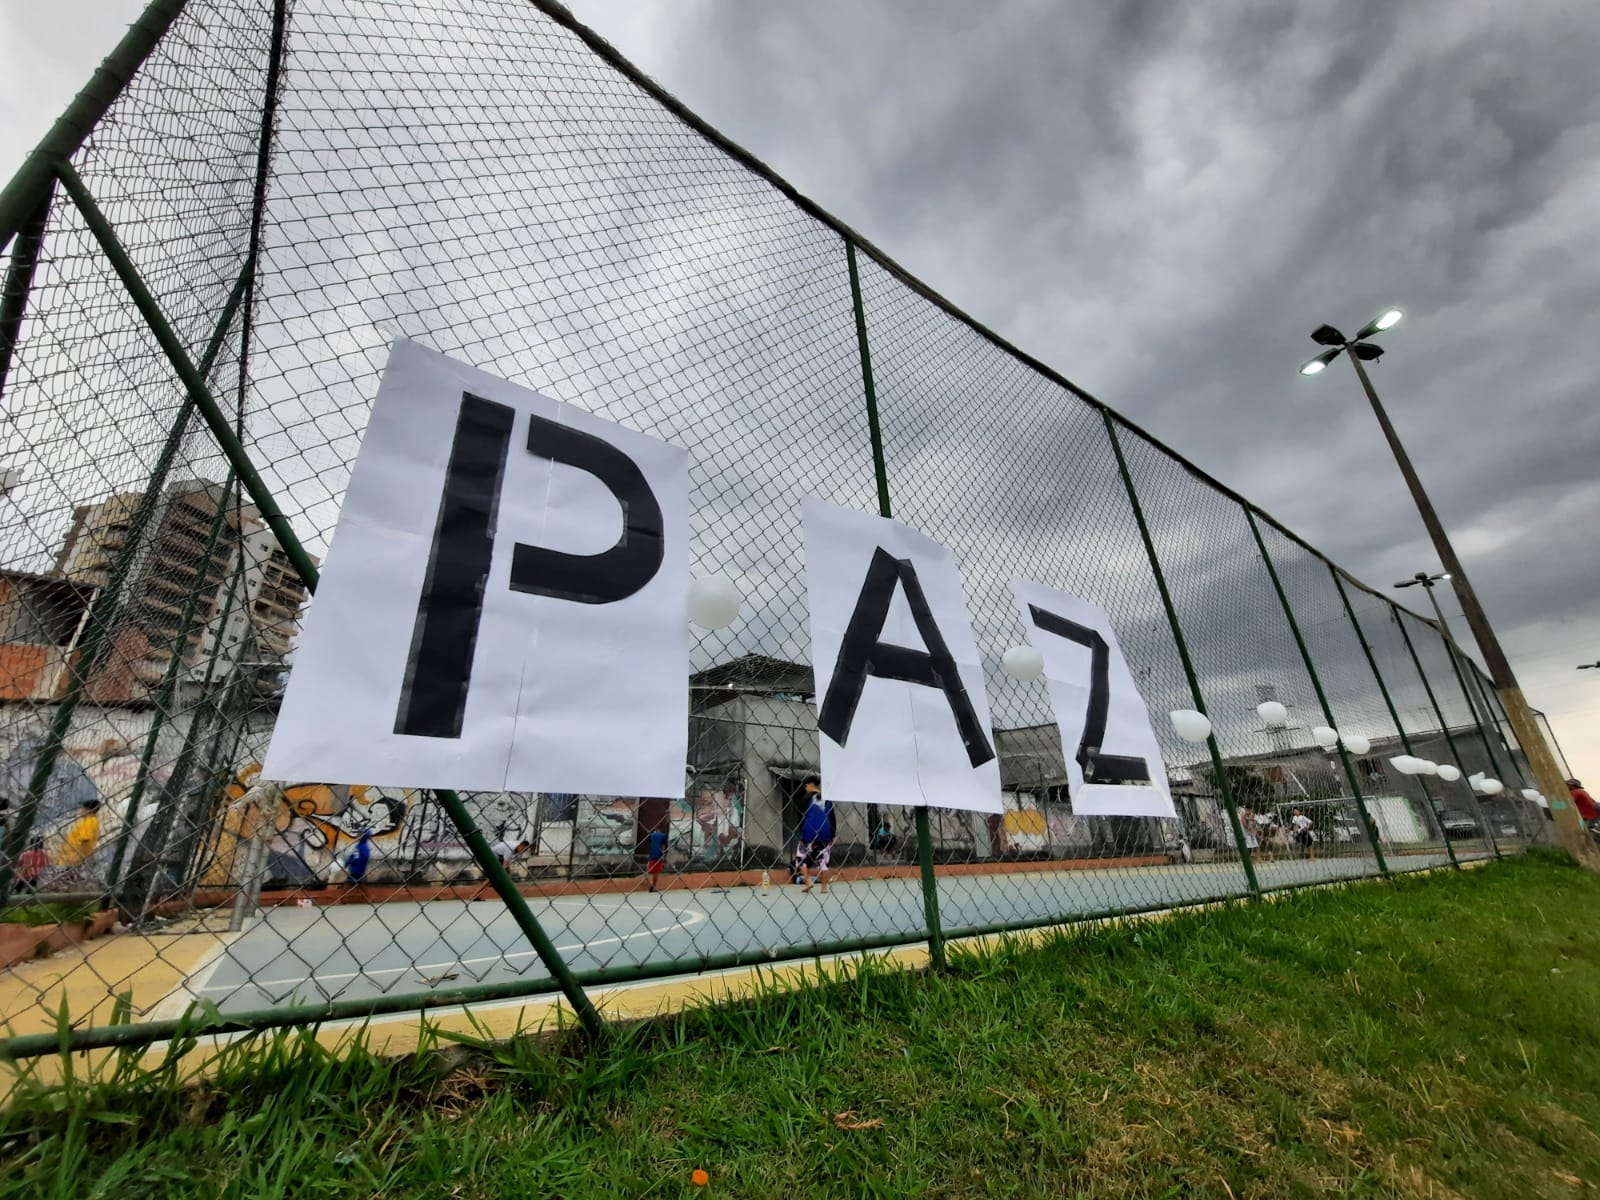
691,1169,709,1186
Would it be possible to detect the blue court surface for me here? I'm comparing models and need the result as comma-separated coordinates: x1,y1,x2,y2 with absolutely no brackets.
175,850,1477,1015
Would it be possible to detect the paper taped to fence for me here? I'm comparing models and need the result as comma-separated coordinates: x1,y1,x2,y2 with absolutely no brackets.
264,340,690,795
1009,578,1175,819
803,497,1001,814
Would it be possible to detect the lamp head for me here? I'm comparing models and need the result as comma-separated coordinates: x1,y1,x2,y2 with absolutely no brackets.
1300,347,1341,376
1310,324,1347,347
1355,309,1404,339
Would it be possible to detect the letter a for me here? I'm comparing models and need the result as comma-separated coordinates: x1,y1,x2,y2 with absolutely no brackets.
817,547,996,768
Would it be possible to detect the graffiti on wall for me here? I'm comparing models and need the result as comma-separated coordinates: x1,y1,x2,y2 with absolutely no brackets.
0,736,174,885
202,764,413,886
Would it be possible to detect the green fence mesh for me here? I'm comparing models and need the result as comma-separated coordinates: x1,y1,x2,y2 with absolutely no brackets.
0,0,1554,1058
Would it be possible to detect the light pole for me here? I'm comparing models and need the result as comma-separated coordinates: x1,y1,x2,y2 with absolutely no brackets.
1300,311,1589,859
1579,662,1600,671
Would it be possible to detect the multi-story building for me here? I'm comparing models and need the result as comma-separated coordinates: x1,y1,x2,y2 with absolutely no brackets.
49,480,311,702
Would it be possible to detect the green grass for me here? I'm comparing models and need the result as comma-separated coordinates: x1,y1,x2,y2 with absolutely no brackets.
0,903,97,927
4,853,1599,1198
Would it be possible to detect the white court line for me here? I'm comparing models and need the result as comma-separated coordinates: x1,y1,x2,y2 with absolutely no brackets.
145,932,243,1022
141,894,1256,1055
194,899,710,998
167,857,1415,1012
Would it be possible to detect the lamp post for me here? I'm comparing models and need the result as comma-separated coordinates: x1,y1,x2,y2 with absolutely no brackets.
1579,662,1600,671
1300,311,1589,860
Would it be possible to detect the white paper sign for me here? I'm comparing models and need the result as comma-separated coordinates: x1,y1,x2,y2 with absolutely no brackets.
264,340,689,795
1008,578,1175,819
803,497,1001,814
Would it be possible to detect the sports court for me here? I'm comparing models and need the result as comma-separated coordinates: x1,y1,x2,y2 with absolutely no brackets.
174,852,1470,1015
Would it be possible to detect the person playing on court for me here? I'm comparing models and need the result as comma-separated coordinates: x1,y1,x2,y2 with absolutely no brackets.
646,825,668,893
1291,808,1315,860
343,828,372,886
796,777,835,895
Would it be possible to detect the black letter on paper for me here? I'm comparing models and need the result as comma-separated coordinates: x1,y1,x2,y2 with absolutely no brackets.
395,392,515,739
397,400,667,741
1026,604,1153,786
509,414,664,604
817,547,995,768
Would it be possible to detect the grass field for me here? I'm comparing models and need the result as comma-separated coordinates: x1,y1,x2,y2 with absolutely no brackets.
3,852,1598,1198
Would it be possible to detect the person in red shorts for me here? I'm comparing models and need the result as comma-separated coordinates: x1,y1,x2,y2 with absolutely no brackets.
646,826,668,893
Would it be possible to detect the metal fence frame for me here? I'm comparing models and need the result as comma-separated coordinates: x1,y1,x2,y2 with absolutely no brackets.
0,0,1555,1061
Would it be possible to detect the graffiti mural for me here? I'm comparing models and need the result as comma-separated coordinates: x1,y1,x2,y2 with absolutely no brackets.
202,764,413,887
0,736,174,890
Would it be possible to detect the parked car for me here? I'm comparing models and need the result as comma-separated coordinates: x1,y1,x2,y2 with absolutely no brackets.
1440,809,1480,839
1328,813,1363,843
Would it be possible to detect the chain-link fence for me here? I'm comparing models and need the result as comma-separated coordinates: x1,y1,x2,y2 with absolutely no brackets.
0,0,1557,1059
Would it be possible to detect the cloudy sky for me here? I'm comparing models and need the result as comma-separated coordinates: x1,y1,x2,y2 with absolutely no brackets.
2,0,1595,787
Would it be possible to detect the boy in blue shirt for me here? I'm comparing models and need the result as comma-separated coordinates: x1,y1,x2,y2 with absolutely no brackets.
795,777,835,895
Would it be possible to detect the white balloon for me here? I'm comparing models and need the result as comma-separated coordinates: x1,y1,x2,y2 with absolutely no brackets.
1388,755,1422,775
1001,644,1045,682
1311,725,1339,749
1521,789,1542,803
1416,760,1439,776
1169,709,1213,744
1341,733,1372,755
687,575,743,630
1481,778,1505,796
1256,700,1289,728
1436,764,1462,783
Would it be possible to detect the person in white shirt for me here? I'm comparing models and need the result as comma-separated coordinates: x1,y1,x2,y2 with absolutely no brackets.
1291,808,1315,860
1253,809,1277,863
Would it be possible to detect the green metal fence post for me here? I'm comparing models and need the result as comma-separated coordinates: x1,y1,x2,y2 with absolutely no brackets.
103,470,238,899
845,237,946,970
1469,665,1542,842
0,262,251,904
1466,659,1528,788
125,0,291,910
1459,660,1529,840
1245,509,1389,876
1438,638,1512,857
52,159,610,1044
1391,610,1501,860
1103,413,1260,895
0,184,53,403
0,0,190,252
1329,570,1459,870
116,521,247,921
